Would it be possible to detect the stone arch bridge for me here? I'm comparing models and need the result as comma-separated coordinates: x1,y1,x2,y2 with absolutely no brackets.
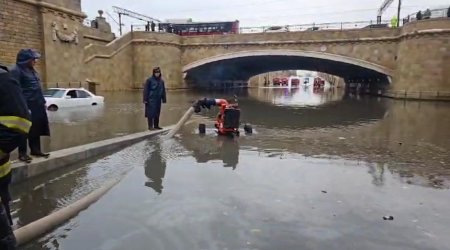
84,18,449,100
1,0,449,100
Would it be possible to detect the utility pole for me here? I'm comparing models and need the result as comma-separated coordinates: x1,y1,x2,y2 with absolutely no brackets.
397,0,402,27
113,6,161,36
118,13,123,36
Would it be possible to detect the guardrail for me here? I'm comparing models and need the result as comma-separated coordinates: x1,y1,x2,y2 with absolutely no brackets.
129,20,391,35
131,24,158,32
239,20,391,33
384,90,450,100
403,7,450,23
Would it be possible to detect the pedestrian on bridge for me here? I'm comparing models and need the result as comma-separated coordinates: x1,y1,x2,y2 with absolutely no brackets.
10,49,50,163
143,67,167,130
0,63,32,249
423,8,431,19
390,16,398,27
151,21,156,32
416,11,422,20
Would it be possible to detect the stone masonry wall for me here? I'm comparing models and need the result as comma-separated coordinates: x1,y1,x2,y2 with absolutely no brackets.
131,32,182,89
392,19,450,100
40,8,85,86
84,46,134,91
0,0,43,73
42,0,81,12
181,29,400,74
82,26,115,46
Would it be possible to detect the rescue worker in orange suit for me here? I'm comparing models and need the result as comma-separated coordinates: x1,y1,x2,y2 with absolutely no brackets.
0,63,32,249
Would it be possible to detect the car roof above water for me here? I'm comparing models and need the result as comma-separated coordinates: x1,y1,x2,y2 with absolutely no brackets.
47,87,87,91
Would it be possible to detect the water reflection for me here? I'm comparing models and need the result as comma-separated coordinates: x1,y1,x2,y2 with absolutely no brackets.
367,163,385,187
144,142,167,194
188,88,450,188
15,88,450,250
242,91,387,130
11,158,91,226
47,105,105,124
190,136,240,169
40,91,200,152
267,86,344,107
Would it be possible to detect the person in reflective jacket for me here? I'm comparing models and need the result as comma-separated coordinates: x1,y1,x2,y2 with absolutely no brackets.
10,49,50,163
0,63,32,249
143,67,167,130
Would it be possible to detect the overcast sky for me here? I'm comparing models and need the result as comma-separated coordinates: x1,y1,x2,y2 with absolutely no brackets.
81,0,449,34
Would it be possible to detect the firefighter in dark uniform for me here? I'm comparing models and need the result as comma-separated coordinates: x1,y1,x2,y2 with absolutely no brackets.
0,63,32,249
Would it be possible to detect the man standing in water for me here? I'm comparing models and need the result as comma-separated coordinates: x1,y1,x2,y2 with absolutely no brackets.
10,49,50,163
143,67,167,130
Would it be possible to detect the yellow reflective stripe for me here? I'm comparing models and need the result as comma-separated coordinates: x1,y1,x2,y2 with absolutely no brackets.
0,161,11,178
0,116,32,134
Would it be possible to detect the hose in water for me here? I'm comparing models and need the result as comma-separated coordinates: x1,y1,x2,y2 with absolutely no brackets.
14,178,121,246
165,107,195,138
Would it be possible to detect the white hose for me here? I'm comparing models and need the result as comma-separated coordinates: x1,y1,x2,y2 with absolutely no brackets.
165,107,195,138
14,178,121,246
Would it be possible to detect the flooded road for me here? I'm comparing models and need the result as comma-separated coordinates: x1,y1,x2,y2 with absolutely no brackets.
40,91,198,152
13,87,450,250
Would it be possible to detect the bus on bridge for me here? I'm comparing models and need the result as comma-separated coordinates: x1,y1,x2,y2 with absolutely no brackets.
159,20,239,36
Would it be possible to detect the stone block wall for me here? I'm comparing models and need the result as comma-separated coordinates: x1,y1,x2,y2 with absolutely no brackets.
42,0,81,12
82,26,115,46
0,0,43,73
133,44,183,89
131,32,182,89
85,46,134,91
0,0,118,88
83,32,184,90
181,33,399,74
392,19,450,99
183,28,399,44
40,8,85,86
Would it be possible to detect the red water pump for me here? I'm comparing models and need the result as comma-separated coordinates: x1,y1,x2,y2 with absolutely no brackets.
193,98,252,136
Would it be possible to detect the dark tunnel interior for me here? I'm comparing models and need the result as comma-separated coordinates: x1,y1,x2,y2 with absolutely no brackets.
184,55,390,88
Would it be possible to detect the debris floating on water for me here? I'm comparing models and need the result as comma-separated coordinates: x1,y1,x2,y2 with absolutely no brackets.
383,216,394,221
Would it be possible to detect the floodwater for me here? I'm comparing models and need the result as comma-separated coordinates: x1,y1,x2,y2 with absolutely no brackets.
13,86,450,250
40,91,199,152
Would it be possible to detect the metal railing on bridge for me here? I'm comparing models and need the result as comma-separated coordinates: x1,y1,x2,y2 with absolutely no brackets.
239,20,391,33
129,20,391,34
127,6,449,35
403,7,450,24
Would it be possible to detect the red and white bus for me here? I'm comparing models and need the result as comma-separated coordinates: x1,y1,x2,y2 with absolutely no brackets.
159,21,239,36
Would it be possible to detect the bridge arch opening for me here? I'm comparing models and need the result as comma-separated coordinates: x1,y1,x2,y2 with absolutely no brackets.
183,50,392,89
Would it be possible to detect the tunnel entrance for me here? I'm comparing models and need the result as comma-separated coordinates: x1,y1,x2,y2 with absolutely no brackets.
183,50,392,94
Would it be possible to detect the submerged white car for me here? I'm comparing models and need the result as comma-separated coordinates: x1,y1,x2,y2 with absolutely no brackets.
43,88,104,111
